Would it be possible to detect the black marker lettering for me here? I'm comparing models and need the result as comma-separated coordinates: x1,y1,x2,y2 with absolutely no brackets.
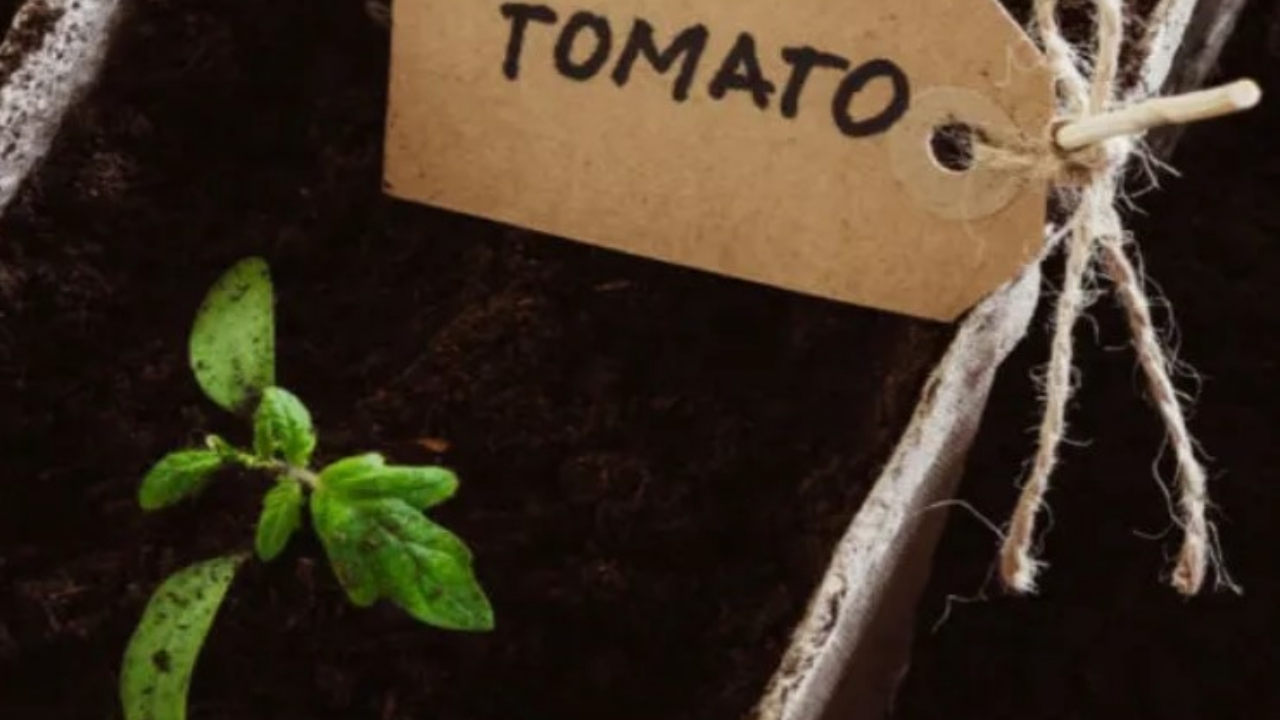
779,46,850,119
554,12,614,81
707,33,776,110
611,21,710,102
497,10,913,140
831,59,910,137
499,3,558,80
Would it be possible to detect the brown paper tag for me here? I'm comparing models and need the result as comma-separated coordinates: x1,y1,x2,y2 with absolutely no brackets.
384,1,1052,321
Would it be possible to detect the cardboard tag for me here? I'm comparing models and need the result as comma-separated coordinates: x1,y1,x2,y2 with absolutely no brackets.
385,1,1053,321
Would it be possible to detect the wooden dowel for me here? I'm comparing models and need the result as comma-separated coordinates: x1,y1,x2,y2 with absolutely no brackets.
1055,78,1261,151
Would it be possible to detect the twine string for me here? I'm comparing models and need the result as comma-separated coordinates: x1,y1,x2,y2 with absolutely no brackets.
1098,237,1210,594
982,0,1218,595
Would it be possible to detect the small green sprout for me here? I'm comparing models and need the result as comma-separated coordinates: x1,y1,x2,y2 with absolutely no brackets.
121,257,492,720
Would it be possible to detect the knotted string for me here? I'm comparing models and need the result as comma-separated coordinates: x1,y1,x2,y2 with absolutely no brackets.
978,0,1223,596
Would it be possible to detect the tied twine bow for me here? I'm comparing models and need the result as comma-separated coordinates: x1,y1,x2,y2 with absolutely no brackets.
974,0,1259,596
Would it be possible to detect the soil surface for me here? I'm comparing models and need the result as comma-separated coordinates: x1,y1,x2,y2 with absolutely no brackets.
896,4,1279,719
0,1,950,719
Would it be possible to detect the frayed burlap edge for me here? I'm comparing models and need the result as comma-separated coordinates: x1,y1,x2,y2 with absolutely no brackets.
0,0,124,217
753,264,1042,720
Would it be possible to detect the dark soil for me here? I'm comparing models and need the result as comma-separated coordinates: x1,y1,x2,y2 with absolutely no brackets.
0,1,950,719
895,4,1279,719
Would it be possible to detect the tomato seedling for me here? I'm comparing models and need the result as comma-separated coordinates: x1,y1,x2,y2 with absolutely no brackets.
121,257,492,720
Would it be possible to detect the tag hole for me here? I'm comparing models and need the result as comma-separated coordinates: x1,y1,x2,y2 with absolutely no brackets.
929,122,978,173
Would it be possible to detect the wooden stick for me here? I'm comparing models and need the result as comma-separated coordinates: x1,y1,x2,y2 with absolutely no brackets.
1145,0,1249,156
1055,78,1261,151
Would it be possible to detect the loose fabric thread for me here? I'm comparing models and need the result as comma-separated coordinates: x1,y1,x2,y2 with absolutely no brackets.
981,0,1223,596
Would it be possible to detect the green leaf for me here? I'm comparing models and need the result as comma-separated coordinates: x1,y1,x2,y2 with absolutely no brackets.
367,497,474,565
120,554,246,720
253,387,316,466
310,489,379,607
255,480,305,562
189,256,275,413
319,454,458,509
310,488,491,631
139,450,224,511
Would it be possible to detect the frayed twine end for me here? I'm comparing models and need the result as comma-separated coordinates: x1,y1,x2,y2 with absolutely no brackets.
1000,545,1045,595
1172,532,1207,596
986,0,1252,599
